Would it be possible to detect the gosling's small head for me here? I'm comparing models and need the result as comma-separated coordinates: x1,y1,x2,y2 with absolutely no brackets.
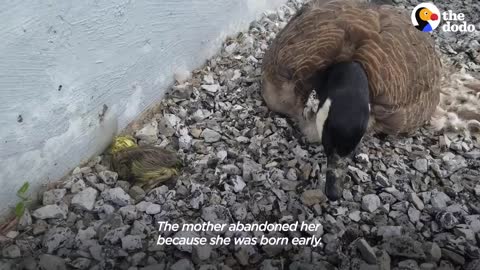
110,135,138,154
314,61,370,201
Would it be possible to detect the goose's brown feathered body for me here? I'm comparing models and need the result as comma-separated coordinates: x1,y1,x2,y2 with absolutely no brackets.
262,0,442,135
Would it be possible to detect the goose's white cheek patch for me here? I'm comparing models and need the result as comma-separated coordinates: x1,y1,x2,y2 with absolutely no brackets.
316,98,332,143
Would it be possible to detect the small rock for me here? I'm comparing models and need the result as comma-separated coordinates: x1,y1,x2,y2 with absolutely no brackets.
409,193,425,210
98,170,118,186
42,189,67,205
88,243,103,261
413,158,428,173
71,187,98,211
262,242,284,257
71,179,86,193
38,254,67,270
423,242,442,262
222,164,241,175
286,168,297,181
292,145,309,159
438,260,455,270
122,235,143,251
441,249,465,265
129,186,146,202
102,187,133,206
280,179,298,191
173,231,199,253
170,258,194,270
116,180,131,192
70,258,92,269
43,227,74,253
356,153,370,163
136,201,154,212
143,264,167,270
235,247,250,266
303,218,324,237
145,203,162,215
242,158,262,181
474,185,480,197
348,166,371,183
231,203,248,221
2,245,21,258
465,150,480,159
466,260,480,270
18,209,33,230
357,239,377,264
201,205,229,224
33,220,49,235
343,190,354,201
179,133,193,149
465,215,480,233
103,225,130,244
375,172,390,187
193,245,212,261
349,211,361,222
190,128,203,139
119,205,138,221
377,226,403,238
436,211,458,229
384,236,426,260
203,74,214,84
377,250,391,270
454,226,475,241
158,118,176,137
201,84,220,93
32,203,68,220
202,129,221,143
398,259,419,270
431,192,451,209
301,189,327,206
217,150,228,163
362,194,381,213
19,256,37,270
419,263,436,270
130,252,146,266
135,121,159,144
231,176,246,193
225,43,238,54
408,207,421,223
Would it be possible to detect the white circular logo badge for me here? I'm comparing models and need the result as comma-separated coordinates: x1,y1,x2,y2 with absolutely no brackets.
411,3,441,32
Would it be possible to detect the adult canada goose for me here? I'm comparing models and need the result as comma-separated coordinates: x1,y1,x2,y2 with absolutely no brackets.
261,0,443,200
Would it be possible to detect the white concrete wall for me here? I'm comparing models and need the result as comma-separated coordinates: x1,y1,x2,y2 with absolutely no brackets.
0,0,286,217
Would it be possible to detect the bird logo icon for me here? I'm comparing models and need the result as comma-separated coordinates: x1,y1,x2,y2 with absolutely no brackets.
411,3,441,32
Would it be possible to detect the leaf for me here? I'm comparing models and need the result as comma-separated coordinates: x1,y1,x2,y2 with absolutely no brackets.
15,202,25,218
17,182,30,195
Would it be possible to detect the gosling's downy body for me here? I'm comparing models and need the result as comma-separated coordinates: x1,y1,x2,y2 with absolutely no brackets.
261,0,442,200
109,136,182,190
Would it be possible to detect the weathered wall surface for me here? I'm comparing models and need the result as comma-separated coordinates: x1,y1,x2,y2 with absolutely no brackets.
0,0,286,217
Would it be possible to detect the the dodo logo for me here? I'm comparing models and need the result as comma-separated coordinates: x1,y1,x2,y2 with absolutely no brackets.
411,3,441,32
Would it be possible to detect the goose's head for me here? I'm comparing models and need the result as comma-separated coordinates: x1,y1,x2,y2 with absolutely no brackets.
313,61,370,201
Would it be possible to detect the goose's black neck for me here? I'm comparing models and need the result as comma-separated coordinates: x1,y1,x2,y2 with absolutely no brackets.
318,61,370,157
311,61,370,201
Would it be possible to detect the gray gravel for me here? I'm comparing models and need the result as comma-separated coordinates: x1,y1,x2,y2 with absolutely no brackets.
1,0,479,269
